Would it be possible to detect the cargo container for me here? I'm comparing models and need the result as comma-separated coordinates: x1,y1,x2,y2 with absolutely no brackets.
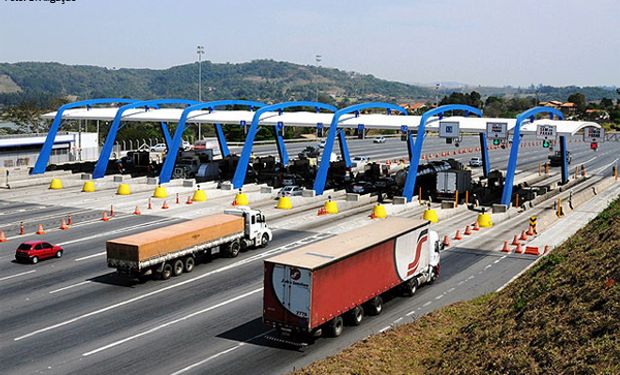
107,207,272,281
435,169,472,202
263,217,440,341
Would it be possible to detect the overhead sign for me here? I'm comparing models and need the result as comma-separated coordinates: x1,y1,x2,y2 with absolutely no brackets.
583,127,605,143
536,124,557,141
439,121,460,138
486,122,508,140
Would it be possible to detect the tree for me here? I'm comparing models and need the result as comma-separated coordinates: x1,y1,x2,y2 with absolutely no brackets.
567,92,587,113
600,97,614,109
0,101,49,134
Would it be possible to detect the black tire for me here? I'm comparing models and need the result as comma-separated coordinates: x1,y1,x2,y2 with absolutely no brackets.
226,241,241,258
364,296,383,316
326,316,344,337
31,256,39,264
345,306,364,326
402,278,418,297
184,256,195,273
160,263,173,280
172,259,184,277
429,268,438,284
56,251,63,258
260,233,269,248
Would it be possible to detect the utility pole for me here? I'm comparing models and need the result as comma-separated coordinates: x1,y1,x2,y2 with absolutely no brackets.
315,54,322,102
197,45,205,140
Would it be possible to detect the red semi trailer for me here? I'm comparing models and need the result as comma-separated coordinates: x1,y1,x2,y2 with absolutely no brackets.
263,217,441,341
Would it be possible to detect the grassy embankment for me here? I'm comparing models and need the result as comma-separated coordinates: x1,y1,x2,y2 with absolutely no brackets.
297,197,620,374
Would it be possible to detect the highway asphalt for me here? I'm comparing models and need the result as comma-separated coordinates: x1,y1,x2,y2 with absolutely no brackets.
0,135,617,374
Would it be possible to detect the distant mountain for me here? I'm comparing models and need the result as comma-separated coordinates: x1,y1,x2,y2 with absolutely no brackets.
0,60,617,108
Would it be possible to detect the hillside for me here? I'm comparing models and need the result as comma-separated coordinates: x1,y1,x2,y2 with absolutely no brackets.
296,197,620,374
0,60,432,106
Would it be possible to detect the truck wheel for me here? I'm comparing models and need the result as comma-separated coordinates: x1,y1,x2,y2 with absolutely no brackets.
227,241,241,258
172,259,184,277
183,257,195,273
160,263,173,280
326,316,344,337
346,306,364,326
260,233,269,248
402,279,418,297
364,296,383,316
31,256,39,264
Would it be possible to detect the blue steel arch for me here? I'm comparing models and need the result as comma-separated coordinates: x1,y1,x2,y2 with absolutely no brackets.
93,99,200,179
232,101,337,189
313,102,408,195
32,98,137,174
159,99,267,184
500,106,564,206
402,104,483,201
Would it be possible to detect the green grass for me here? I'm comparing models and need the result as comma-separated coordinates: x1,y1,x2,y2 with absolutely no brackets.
295,196,620,375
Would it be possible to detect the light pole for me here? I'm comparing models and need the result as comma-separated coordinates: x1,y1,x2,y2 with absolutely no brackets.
315,54,322,101
197,45,205,140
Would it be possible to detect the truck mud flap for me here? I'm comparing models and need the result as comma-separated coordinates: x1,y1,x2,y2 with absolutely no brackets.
265,335,309,351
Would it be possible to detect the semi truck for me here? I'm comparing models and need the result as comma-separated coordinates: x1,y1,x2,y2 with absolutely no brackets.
263,217,441,342
106,207,272,281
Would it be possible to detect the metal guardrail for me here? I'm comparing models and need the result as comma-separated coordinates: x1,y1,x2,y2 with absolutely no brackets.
605,132,619,142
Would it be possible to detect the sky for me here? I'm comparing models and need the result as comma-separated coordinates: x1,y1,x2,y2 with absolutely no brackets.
0,0,618,87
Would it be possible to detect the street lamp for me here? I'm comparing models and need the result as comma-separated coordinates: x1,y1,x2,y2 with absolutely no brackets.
197,45,205,140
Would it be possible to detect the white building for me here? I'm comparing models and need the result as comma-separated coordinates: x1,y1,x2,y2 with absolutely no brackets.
0,132,99,168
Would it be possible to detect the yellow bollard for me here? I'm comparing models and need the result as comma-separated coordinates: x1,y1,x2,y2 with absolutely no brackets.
116,183,131,195
422,204,438,223
153,184,167,198
557,197,562,217
454,190,459,208
234,191,249,206
477,212,493,228
372,204,387,219
276,196,293,210
324,198,338,214
465,191,469,205
49,178,63,190
82,181,96,193
192,186,207,202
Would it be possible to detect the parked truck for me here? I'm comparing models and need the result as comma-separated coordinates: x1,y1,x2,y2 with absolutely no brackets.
106,207,272,281
263,217,441,342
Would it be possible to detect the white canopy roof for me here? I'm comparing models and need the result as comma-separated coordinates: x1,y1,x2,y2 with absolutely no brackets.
42,107,600,135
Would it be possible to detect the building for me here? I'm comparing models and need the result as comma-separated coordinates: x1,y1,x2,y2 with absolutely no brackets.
0,132,98,168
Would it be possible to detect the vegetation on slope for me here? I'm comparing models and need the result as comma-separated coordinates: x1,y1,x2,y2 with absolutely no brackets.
297,197,620,374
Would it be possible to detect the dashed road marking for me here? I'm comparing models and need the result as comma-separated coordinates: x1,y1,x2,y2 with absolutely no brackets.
74,252,106,262
422,301,432,307
379,326,391,333
435,295,443,300
49,281,92,294
0,270,36,282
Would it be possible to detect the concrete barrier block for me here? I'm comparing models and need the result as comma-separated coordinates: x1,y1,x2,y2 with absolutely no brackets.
346,193,360,202
146,177,158,185
81,173,92,180
220,182,233,190
260,186,273,194
302,189,316,198
441,201,456,209
183,179,195,188
113,175,123,182
392,196,407,205
492,204,508,213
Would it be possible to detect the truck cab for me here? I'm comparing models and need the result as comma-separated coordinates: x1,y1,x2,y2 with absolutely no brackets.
225,207,273,248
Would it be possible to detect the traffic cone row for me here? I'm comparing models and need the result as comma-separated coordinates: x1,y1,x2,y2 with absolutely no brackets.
133,205,142,215
101,212,110,222
442,235,451,248
59,219,69,230
317,207,327,216
162,200,169,209
186,196,193,205
0,230,6,242
36,224,45,234
501,241,511,253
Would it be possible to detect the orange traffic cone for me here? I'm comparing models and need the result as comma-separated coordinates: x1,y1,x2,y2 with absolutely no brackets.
519,230,528,241
369,212,376,219
67,214,72,225
501,241,511,253
454,230,463,240
36,224,45,234
101,212,109,222
133,205,141,215
232,199,238,206
526,225,535,236
442,235,451,248
162,200,169,209
176,193,180,204
59,219,69,230
19,222,25,236
514,243,523,254
186,196,193,205
544,245,551,254
464,225,473,235
473,221,480,231
511,234,520,246
148,197,153,210
0,230,6,242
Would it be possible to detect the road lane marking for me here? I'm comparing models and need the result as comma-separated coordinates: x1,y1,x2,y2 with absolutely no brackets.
406,311,416,316
0,270,36,282
170,345,243,375
447,287,455,293
393,317,403,324
435,295,443,300
379,326,391,333
493,259,501,264
82,288,263,357
14,234,323,342
484,264,492,270
74,252,106,262
422,301,432,307
49,281,92,294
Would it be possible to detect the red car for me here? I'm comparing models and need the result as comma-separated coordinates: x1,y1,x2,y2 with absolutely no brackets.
15,241,64,264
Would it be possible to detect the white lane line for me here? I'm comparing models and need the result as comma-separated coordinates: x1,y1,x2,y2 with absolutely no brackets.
435,295,443,300
74,252,106,262
0,270,36,282
393,317,403,324
422,301,432,307
49,281,92,294
379,326,391,333
484,264,492,270
447,287,455,293
406,310,416,317
493,259,501,264
83,288,263,357
14,234,322,342
500,255,507,260
457,280,465,286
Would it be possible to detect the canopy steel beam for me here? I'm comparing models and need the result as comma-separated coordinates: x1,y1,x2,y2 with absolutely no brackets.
337,128,351,168
479,132,490,178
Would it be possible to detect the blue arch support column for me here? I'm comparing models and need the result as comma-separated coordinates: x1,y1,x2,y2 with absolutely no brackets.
160,122,173,149
559,135,569,185
159,100,265,184
275,122,288,165
500,106,564,206
232,101,337,189
407,131,415,161
479,132,490,177
337,128,351,167
402,104,483,202
314,102,408,195
32,98,137,174
93,99,199,179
